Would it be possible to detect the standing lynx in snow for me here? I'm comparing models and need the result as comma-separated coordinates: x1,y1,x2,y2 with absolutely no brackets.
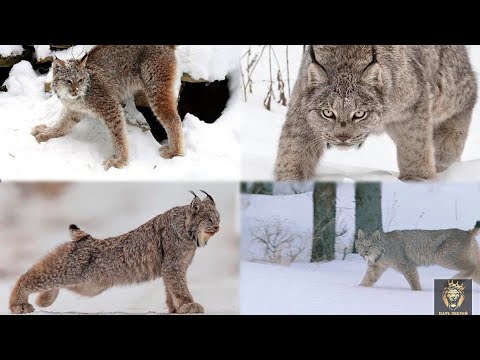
355,223,480,291
275,45,477,181
31,45,184,170
9,191,220,314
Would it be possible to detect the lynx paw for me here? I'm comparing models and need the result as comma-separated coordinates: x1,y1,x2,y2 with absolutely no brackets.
398,175,436,182
159,146,183,159
10,303,35,314
177,302,204,314
31,125,53,143
31,124,48,136
103,156,128,171
359,281,373,287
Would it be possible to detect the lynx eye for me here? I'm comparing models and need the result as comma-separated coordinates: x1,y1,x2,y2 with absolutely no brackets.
66,80,72,84
353,111,367,121
321,109,335,120
78,79,83,83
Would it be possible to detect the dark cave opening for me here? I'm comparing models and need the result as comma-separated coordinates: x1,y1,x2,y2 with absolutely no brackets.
138,77,231,144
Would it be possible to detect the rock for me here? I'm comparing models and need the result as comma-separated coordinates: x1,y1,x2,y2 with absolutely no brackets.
50,45,73,49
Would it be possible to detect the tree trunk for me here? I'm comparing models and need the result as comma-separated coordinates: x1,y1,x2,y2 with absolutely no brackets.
354,183,382,253
248,182,273,195
312,182,336,261
240,182,248,194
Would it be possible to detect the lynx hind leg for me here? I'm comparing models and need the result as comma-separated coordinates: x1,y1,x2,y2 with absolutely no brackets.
359,263,388,287
36,289,59,308
452,269,475,280
140,55,185,159
433,110,473,173
68,284,107,297
402,268,422,291
9,244,81,314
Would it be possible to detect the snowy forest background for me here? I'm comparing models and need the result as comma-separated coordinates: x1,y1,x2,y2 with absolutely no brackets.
241,181,480,264
240,181,480,314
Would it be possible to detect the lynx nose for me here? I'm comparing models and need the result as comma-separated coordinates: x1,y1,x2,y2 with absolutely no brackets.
336,135,350,143
213,225,219,232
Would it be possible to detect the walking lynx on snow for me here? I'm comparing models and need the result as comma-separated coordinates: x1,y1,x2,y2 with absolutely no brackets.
275,45,477,181
31,45,184,170
9,191,220,314
355,223,480,291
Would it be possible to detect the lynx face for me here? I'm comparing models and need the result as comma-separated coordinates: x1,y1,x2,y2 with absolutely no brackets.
188,192,221,247
356,229,384,264
305,45,384,149
52,55,90,101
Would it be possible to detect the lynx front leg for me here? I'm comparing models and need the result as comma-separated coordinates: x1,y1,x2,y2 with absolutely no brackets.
141,59,185,159
165,288,176,314
386,113,436,181
32,110,82,143
274,120,324,181
162,271,204,314
359,263,388,287
88,97,129,170
433,110,472,173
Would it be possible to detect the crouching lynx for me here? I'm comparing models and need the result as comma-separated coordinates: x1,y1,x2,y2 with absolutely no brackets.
355,223,480,291
31,45,184,170
9,191,220,314
275,45,477,181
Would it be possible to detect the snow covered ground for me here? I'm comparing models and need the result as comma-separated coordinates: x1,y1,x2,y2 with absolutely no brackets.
0,182,239,314
240,45,480,181
240,257,480,315
0,45,241,181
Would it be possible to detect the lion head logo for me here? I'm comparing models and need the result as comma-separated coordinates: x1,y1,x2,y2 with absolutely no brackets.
442,280,466,310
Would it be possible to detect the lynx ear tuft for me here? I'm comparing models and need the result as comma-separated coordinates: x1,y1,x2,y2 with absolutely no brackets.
190,191,202,212
361,62,382,88
199,190,215,204
52,58,66,69
307,63,328,88
372,230,381,240
79,53,89,68
357,229,365,239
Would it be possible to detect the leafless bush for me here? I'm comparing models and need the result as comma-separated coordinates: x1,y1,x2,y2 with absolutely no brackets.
249,220,310,265
241,45,293,109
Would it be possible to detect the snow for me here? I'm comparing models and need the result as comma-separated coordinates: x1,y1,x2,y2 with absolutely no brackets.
241,45,480,181
177,45,240,82
0,182,239,314
0,46,240,181
33,45,52,61
240,258,480,314
241,192,313,262
0,45,23,57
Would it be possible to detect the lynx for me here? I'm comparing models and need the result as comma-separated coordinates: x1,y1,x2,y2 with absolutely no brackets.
275,45,477,181
9,191,220,314
31,45,184,170
355,223,480,291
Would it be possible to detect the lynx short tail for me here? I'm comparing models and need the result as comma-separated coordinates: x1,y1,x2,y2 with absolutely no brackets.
69,224,90,241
